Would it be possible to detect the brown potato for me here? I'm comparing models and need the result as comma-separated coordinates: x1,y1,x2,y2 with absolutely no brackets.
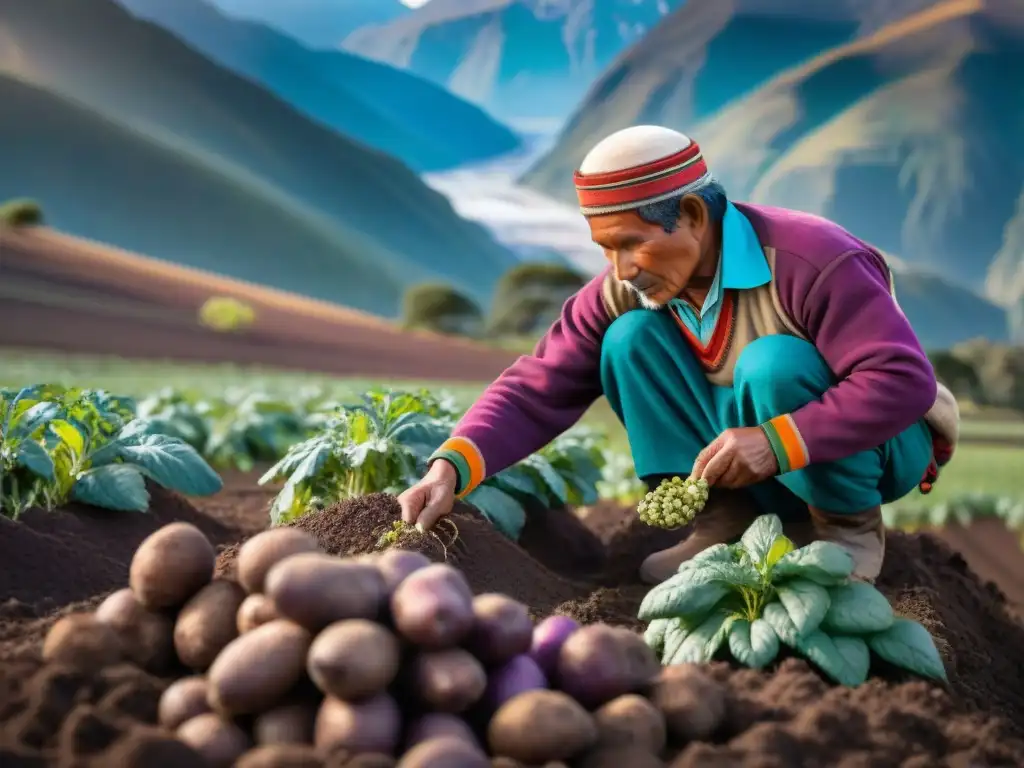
173,579,246,671
646,664,726,742
254,701,317,745
94,588,174,672
158,675,212,729
177,713,251,768
375,549,432,594
314,693,401,756
306,619,400,700
236,744,323,768
396,737,488,768
487,690,597,764
42,613,124,669
207,619,312,716
390,564,474,649
265,554,386,631
237,593,281,634
130,523,216,610
409,649,487,714
237,528,321,594
593,694,666,754
576,746,665,768
464,593,534,666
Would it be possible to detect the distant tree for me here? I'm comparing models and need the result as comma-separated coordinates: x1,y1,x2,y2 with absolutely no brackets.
0,198,43,227
199,296,256,332
402,283,483,337
928,350,983,403
488,262,587,337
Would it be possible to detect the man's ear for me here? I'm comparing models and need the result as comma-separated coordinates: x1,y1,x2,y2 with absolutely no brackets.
679,194,709,236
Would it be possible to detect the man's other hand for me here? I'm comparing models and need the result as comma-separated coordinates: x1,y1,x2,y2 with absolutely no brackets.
693,427,779,488
398,459,458,531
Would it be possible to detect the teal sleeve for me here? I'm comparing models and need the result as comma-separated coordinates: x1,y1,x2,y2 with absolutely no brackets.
428,448,469,496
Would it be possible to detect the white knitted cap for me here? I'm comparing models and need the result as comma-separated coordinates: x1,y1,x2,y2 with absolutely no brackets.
579,126,695,175
574,126,712,215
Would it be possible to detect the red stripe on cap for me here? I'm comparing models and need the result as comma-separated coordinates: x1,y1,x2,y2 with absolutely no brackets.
575,156,709,209
574,142,702,188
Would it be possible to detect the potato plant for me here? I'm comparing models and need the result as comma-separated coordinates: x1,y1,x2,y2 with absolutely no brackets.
261,390,610,537
885,493,1024,546
0,385,222,518
639,514,948,687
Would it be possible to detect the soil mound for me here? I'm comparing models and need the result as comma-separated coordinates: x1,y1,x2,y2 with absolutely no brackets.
0,485,237,615
670,659,1024,767
289,494,586,617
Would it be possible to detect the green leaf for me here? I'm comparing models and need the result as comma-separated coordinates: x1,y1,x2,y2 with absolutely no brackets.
821,582,895,635
774,541,854,585
667,611,730,665
776,579,831,638
638,559,756,623
637,578,731,623
762,601,799,646
49,419,85,457
490,465,543,499
867,618,948,681
72,464,150,511
766,535,795,568
116,434,222,496
12,401,60,438
465,484,527,540
677,543,734,572
795,631,870,687
16,440,54,479
523,454,569,505
740,514,784,565
661,620,689,665
643,619,671,655
728,617,780,669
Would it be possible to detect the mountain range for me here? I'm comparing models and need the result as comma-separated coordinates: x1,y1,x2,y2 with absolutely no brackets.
116,0,521,172
0,0,520,316
206,0,410,49
341,0,686,128
522,0,1023,346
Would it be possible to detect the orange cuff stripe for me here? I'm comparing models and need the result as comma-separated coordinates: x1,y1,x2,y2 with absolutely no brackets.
439,437,486,497
769,415,810,471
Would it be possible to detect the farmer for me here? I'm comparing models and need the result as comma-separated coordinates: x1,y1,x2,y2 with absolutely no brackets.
399,125,960,584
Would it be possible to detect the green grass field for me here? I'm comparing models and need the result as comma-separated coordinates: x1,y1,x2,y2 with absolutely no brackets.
1,349,1021,502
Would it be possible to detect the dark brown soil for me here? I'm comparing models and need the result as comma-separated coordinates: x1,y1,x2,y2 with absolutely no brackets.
2,478,1024,767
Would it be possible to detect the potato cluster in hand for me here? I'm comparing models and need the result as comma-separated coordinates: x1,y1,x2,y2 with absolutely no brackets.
42,521,725,767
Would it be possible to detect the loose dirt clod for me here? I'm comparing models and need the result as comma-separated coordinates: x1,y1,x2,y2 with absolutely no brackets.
42,613,124,669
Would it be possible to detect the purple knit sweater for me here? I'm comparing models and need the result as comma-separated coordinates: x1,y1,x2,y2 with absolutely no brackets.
434,203,937,497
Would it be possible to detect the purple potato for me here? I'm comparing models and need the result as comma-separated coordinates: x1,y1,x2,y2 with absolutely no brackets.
528,615,580,677
484,654,548,711
404,713,480,751
556,625,660,709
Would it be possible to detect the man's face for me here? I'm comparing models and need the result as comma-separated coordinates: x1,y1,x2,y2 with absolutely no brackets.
587,196,709,309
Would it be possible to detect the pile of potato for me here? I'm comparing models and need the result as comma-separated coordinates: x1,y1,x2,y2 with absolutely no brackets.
42,522,729,767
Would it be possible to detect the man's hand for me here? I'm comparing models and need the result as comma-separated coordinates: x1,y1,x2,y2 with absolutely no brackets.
398,459,458,531
692,427,779,488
